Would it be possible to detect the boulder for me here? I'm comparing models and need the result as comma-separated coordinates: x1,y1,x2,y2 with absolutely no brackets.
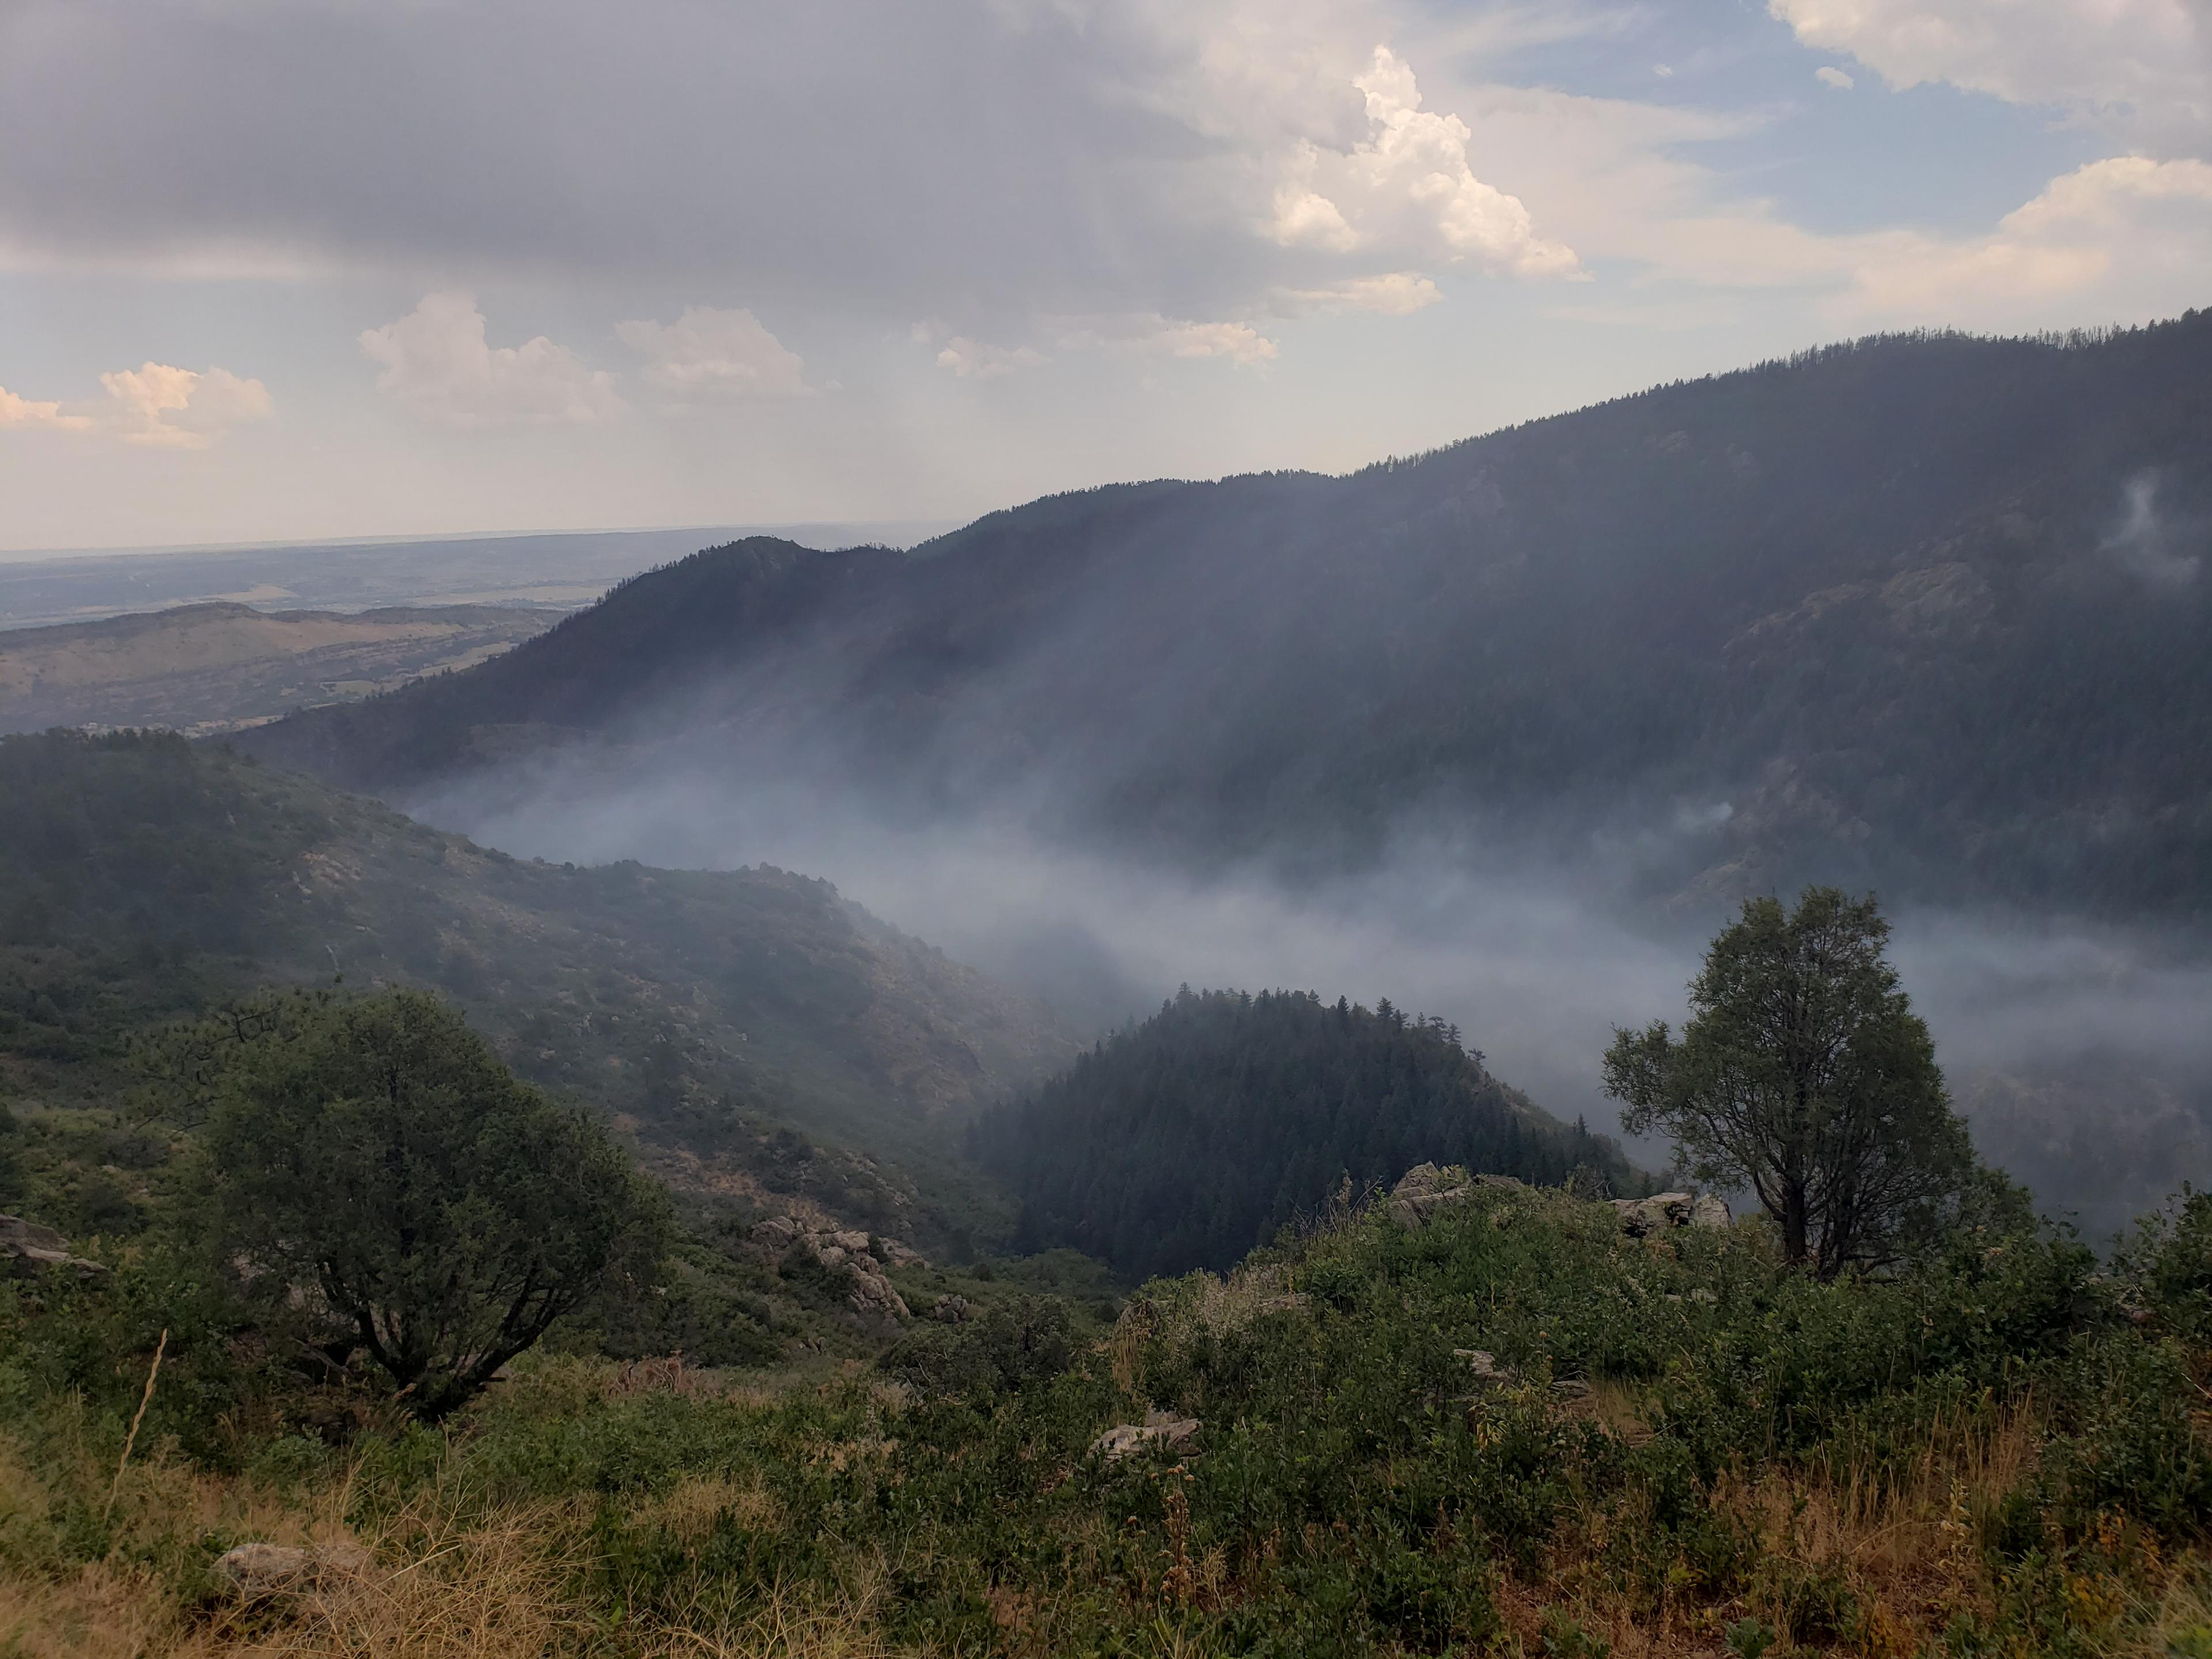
214,1540,373,1599
1092,1410,1202,1463
752,1215,804,1251
1,1215,106,1281
848,1267,910,1321
828,1229,872,1255
931,1294,972,1324
1612,1193,1732,1238
1388,1164,1475,1229
1455,1348,1514,1385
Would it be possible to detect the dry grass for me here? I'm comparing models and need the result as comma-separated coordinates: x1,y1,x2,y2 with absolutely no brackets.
0,1484,904,1659
0,1416,908,1659
1490,1401,2065,1658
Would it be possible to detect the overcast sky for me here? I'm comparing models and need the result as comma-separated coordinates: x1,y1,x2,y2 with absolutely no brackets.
2,0,2207,552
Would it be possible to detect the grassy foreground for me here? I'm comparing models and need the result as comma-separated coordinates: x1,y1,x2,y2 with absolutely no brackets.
7,1177,2212,1657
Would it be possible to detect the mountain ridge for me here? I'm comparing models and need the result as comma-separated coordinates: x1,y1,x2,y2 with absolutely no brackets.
237,312,2212,917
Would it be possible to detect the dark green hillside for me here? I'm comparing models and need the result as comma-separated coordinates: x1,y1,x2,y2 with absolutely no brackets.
968,986,1640,1278
240,313,2212,915
0,730,1077,1247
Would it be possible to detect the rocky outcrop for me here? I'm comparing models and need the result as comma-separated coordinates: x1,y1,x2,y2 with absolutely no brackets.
1,1215,106,1281
751,1215,914,1320
213,1540,373,1599
1092,1410,1202,1463
752,1214,924,1268
1611,1192,1731,1237
930,1294,974,1324
1388,1164,1527,1229
847,1265,911,1321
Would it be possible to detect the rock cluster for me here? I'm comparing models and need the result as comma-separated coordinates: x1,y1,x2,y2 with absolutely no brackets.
752,1215,915,1319
929,1294,974,1324
1387,1164,1524,1229
213,1540,374,1599
1611,1192,1732,1237
1092,1410,1202,1463
1,1215,105,1281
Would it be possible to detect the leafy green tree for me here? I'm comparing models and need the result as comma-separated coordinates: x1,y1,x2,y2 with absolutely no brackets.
1602,888,1975,1277
188,987,669,1418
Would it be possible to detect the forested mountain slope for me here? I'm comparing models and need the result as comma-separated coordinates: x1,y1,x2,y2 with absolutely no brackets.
240,313,2212,916
0,731,1078,1247
970,986,1640,1278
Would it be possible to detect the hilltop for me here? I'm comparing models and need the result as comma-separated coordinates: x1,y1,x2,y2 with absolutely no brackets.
238,313,2212,917
973,986,1642,1277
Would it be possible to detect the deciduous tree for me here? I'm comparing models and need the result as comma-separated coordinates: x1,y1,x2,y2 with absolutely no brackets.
1603,888,1974,1277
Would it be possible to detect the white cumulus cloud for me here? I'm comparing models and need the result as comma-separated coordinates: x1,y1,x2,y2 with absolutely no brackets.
0,385,92,433
1770,0,2209,144
1270,47,1582,279
360,292,624,426
1815,66,1855,90
1844,156,2212,319
97,362,273,448
1,363,269,446
615,305,808,399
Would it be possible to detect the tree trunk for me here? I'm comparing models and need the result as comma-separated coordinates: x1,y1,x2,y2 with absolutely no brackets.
1779,1180,1810,1267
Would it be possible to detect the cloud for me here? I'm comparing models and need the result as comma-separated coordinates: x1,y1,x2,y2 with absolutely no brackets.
1134,318,1281,365
615,305,808,399
360,293,624,426
1,363,269,446
1770,0,2210,145
934,336,1049,379
0,385,92,433
1269,271,1444,315
1842,156,2212,318
0,1,1583,346
1438,82,2212,327
1815,66,1854,91
97,362,274,448
1271,47,1584,278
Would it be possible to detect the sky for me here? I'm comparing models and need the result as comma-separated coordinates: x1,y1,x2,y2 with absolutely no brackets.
2,0,2208,553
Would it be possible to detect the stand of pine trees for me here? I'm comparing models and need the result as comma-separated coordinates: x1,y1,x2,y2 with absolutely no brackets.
969,986,1639,1278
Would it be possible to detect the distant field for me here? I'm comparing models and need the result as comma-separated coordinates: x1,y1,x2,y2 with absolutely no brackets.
0,601,554,735
0,520,959,630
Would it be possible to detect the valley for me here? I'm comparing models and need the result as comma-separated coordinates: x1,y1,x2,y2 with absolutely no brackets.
3,316,2210,1659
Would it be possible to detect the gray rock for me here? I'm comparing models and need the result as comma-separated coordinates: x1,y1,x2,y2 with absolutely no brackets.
1092,1411,1202,1463
847,1267,910,1321
1388,1163,1475,1229
752,1215,803,1251
0,1214,106,1281
931,1294,972,1323
214,1540,373,1599
1612,1192,1733,1238
1455,1349,1514,1384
